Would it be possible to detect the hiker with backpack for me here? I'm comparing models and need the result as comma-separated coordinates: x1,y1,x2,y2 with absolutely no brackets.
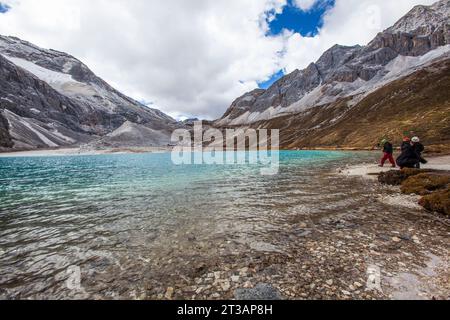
396,137,421,169
379,139,396,168
411,136,427,168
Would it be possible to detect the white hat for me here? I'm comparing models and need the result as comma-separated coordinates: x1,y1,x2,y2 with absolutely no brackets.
411,137,420,143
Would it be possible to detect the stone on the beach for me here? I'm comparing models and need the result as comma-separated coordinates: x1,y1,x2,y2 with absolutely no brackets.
239,267,249,276
221,281,231,292
234,283,283,300
165,287,174,299
297,230,312,238
341,290,351,296
299,223,308,228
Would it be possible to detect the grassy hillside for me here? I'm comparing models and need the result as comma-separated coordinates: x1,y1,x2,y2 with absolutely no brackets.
247,58,450,151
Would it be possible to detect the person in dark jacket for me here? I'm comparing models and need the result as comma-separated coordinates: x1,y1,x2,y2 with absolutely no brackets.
412,137,427,168
379,139,396,167
396,137,420,169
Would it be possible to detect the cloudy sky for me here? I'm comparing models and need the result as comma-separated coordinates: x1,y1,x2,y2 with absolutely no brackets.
0,0,437,120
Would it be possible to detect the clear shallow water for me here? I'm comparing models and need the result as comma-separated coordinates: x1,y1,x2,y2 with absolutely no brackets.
0,151,377,299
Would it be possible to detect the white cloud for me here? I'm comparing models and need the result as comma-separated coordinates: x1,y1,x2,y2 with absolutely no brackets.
293,0,319,11
0,0,287,119
0,0,439,119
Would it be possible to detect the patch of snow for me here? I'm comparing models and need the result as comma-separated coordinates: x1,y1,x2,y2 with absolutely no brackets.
62,61,76,73
3,55,98,98
385,45,450,79
17,119,59,147
286,85,327,114
388,1,450,34
4,55,77,88
349,45,450,101
229,111,254,125
51,129,76,143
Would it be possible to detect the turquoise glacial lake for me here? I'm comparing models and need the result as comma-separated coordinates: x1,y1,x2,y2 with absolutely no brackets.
0,150,377,299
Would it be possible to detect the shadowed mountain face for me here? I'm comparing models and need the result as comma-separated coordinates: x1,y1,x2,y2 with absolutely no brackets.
0,36,180,151
216,0,450,138
246,58,450,149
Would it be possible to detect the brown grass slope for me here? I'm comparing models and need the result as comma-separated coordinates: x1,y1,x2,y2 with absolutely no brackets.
246,58,450,150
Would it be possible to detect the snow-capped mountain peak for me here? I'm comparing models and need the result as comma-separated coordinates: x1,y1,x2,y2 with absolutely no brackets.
387,0,450,34
216,0,450,127
0,35,180,150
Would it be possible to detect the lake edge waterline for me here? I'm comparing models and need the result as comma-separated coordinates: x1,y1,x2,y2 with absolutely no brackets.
0,146,382,158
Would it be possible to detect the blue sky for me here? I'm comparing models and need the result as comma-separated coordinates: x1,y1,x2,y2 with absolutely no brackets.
0,3,10,13
257,70,285,90
258,0,335,89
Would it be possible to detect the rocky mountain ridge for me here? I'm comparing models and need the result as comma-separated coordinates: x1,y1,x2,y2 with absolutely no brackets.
0,35,180,151
216,0,450,128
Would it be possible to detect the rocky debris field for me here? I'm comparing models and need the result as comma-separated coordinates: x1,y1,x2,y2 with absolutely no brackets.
84,171,449,301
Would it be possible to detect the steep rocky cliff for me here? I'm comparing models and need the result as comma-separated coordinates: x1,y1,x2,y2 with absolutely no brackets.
243,57,450,149
216,0,450,129
0,36,180,151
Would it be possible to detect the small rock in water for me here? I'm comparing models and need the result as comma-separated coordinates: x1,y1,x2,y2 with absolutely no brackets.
234,283,283,301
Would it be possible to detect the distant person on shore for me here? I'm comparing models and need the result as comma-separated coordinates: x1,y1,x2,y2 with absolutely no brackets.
379,139,396,168
396,137,420,169
411,136,427,169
